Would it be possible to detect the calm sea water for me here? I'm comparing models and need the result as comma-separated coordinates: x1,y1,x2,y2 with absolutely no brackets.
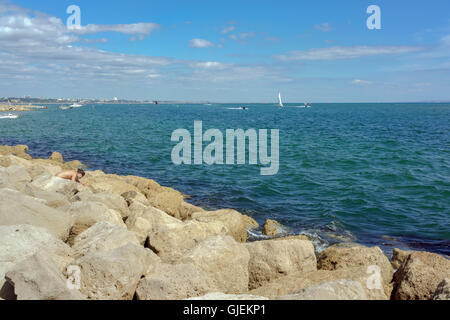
1,103,449,255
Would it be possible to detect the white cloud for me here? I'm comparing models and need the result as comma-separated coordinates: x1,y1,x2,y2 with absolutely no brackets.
0,5,174,88
221,26,235,34
146,73,161,79
0,13,78,46
229,32,255,41
239,32,255,39
0,3,291,100
190,61,227,69
188,38,214,48
415,34,450,59
276,46,425,61
352,79,372,85
183,62,291,83
0,2,29,14
82,38,108,44
71,23,160,36
315,23,332,32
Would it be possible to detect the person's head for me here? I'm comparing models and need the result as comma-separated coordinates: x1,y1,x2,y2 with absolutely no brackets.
77,168,85,179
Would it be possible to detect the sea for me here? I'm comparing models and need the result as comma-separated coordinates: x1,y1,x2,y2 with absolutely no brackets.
1,102,449,256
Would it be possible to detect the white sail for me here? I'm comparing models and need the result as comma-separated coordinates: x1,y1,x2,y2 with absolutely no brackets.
278,92,283,107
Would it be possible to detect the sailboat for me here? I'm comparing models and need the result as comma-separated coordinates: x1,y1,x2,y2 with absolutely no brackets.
278,92,284,108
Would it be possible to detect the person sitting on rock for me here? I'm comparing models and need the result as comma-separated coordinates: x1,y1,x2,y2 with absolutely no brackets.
56,168,86,185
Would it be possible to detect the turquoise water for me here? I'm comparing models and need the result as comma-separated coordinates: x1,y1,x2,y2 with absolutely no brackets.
1,103,449,255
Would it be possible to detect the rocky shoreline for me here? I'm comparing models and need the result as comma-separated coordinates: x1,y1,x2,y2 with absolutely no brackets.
0,105,44,112
0,144,449,300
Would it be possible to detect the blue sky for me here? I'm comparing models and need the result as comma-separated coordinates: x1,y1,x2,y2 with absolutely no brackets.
1,0,450,102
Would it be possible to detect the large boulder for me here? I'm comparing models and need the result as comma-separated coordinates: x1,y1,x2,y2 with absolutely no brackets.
0,165,31,191
127,200,148,218
49,152,64,163
392,251,450,300
72,222,140,259
24,184,70,208
246,239,317,290
187,293,268,300
83,171,139,195
126,205,183,245
83,172,204,220
136,263,217,300
0,188,73,240
62,201,125,241
179,201,205,220
30,174,84,198
63,160,84,170
73,191,130,219
0,225,74,299
121,174,162,195
0,167,15,190
0,145,32,159
147,220,228,263
242,215,259,230
76,243,159,300
121,190,150,206
5,252,85,300
145,187,188,220
1,156,12,167
317,244,393,290
391,248,413,270
26,163,63,179
192,209,249,243
122,175,203,220
29,157,79,171
250,267,388,300
180,235,250,294
276,280,368,300
262,219,287,237
0,154,33,168
432,278,450,300
0,155,12,167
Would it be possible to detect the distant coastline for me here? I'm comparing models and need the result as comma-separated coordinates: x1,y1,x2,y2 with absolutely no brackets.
2,97,450,106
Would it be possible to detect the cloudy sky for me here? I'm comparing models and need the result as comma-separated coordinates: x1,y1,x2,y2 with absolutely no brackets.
1,0,450,102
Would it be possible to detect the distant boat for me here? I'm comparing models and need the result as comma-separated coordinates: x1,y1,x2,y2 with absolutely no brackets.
0,113,20,119
59,105,73,110
227,107,249,110
278,92,284,108
70,103,83,108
